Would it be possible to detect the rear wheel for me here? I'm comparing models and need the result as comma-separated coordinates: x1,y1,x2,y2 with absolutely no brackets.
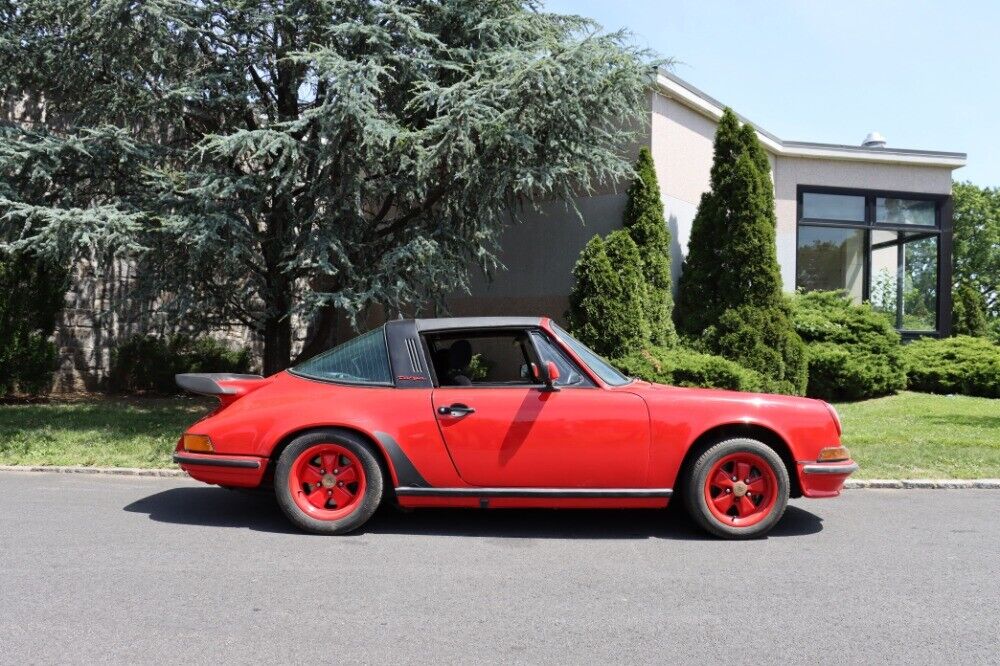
275,430,383,534
684,438,789,539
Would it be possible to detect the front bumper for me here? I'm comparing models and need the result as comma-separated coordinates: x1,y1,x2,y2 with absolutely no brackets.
797,459,859,498
173,451,268,488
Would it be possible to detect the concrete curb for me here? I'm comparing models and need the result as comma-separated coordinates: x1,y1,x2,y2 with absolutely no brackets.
1,465,999,488
0,465,187,478
844,478,1000,489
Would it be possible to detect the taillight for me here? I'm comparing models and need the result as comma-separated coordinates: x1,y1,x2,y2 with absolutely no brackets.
817,446,850,462
182,434,214,452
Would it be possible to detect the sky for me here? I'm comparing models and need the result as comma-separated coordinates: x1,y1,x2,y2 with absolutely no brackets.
544,0,999,186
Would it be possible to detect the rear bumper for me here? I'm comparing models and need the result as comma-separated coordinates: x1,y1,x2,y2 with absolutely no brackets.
173,452,268,488
798,459,859,498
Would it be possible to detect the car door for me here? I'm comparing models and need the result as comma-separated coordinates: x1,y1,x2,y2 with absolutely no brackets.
427,328,650,488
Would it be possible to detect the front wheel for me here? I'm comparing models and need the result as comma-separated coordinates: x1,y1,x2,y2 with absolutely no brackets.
275,430,383,535
684,438,789,539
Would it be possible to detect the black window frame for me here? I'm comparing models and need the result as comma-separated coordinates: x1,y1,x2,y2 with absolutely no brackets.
796,185,953,337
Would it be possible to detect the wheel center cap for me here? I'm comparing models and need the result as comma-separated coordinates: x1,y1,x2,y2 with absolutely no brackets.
321,474,336,489
732,481,748,497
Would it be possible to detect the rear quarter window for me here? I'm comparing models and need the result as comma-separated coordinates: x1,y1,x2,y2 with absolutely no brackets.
291,327,393,386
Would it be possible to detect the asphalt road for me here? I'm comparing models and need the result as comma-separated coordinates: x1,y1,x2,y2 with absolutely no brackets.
1,472,998,665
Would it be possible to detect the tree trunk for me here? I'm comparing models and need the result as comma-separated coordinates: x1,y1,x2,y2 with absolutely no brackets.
261,190,294,375
262,310,292,376
261,268,293,376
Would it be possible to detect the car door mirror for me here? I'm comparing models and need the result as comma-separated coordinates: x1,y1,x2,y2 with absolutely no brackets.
539,360,560,392
546,361,560,383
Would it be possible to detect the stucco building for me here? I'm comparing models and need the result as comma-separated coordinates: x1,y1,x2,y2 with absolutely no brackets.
450,71,966,338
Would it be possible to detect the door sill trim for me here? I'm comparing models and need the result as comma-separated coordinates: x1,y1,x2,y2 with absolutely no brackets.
395,487,672,498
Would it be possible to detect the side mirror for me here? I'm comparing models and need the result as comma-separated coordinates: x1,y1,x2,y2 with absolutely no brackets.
540,360,560,392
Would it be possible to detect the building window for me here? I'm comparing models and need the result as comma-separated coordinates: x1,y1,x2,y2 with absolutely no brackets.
796,226,865,301
796,187,949,334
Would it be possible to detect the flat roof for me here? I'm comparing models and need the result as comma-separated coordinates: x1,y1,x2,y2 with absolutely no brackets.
655,69,966,169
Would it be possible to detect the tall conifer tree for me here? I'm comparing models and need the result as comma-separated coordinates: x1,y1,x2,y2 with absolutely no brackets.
0,1,655,374
674,108,806,394
568,231,649,358
623,148,677,346
675,108,744,334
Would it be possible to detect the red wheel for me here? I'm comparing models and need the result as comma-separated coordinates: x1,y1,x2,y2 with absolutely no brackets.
684,438,789,539
703,452,779,528
275,430,383,534
288,443,367,521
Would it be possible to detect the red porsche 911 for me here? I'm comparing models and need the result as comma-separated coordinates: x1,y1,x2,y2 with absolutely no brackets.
173,317,857,539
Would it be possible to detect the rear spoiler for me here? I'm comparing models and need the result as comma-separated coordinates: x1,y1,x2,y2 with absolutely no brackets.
176,373,264,397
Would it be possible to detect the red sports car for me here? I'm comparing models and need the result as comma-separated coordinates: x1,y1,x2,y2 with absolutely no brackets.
174,317,857,539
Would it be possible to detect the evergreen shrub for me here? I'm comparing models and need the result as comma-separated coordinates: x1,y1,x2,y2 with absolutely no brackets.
903,336,1000,398
109,335,253,394
567,232,650,358
614,346,766,393
792,291,906,401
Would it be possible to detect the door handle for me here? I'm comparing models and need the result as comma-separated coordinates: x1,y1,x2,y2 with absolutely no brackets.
438,403,475,417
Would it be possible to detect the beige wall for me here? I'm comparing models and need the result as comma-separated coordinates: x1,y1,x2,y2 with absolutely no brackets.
456,193,629,326
649,91,714,287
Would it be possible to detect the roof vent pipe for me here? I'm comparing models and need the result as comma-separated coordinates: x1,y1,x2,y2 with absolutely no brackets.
862,131,887,148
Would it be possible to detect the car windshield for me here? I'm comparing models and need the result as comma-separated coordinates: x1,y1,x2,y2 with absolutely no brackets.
291,327,393,386
550,323,632,387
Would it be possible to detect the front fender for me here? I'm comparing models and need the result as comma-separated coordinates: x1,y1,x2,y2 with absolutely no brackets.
637,386,839,489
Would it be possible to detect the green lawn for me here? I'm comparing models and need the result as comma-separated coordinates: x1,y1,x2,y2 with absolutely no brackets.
0,397,213,468
835,392,1000,479
0,392,997,478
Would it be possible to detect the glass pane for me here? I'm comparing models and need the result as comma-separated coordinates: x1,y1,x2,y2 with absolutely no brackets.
550,323,631,386
796,226,865,302
802,193,865,221
869,231,938,331
530,331,594,387
427,332,535,386
293,327,393,385
870,230,899,323
876,197,936,226
902,235,938,330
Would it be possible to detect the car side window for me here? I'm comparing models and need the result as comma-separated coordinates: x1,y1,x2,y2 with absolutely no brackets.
425,331,537,387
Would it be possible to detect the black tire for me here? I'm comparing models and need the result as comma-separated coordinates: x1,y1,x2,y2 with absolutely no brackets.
683,437,789,539
275,429,384,535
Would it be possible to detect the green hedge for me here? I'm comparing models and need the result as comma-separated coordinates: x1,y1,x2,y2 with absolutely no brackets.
791,291,906,401
903,336,1000,398
702,304,808,396
108,335,254,394
614,345,766,393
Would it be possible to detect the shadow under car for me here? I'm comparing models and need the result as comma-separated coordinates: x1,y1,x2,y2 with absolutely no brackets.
124,486,824,539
